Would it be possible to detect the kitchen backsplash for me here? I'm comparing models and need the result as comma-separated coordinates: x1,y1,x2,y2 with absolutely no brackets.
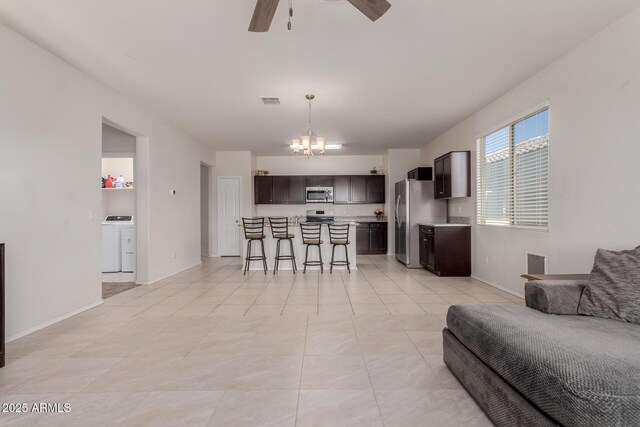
256,203,385,218
448,216,471,225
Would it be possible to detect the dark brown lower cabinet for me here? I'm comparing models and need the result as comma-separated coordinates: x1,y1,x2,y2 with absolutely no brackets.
356,222,388,255
1,243,4,368
419,225,470,277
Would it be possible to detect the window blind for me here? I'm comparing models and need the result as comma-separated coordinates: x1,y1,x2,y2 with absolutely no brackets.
477,108,549,229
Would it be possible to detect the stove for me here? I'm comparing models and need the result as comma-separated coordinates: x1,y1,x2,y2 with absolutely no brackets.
305,209,335,223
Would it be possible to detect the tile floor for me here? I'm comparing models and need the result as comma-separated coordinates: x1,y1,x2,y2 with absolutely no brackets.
1,255,524,426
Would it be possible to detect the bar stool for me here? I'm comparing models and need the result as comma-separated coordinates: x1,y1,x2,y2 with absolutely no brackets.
269,217,297,274
328,223,351,274
242,217,268,275
300,223,324,274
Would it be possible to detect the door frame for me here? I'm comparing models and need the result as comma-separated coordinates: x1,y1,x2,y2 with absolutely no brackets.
217,176,243,257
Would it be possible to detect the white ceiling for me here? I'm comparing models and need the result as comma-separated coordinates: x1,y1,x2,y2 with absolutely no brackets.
0,0,638,155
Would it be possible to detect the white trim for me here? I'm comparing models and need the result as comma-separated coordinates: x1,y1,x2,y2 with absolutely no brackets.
471,274,525,299
7,300,104,342
145,260,203,285
475,100,550,140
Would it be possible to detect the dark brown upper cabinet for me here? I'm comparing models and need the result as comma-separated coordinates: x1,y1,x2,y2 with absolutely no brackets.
334,175,386,204
254,175,306,205
434,151,470,200
256,174,385,205
366,175,385,204
333,176,351,204
254,176,273,204
288,176,306,204
305,176,334,188
271,176,290,204
350,176,368,203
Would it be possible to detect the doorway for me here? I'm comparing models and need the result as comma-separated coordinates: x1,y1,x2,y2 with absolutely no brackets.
217,176,242,256
101,123,138,297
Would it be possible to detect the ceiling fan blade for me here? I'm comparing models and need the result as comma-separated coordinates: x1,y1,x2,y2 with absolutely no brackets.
248,0,280,32
347,0,391,22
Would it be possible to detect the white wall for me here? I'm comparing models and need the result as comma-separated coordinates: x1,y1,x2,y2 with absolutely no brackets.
102,123,135,153
255,155,384,176
420,8,640,296
0,23,210,339
216,151,254,217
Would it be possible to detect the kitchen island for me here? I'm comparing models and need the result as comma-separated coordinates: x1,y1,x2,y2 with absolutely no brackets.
240,222,358,272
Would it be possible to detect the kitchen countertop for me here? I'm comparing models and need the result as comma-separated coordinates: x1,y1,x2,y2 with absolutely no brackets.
336,216,388,223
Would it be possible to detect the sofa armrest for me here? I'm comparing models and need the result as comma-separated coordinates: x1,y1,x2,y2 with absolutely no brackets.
525,280,588,315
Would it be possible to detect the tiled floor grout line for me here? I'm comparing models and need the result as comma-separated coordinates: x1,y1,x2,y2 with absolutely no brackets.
338,268,356,315
239,272,277,316
293,315,309,427
280,273,302,316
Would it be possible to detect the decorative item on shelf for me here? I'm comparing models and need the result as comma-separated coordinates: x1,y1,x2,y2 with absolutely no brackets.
291,94,342,159
102,177,106,188
374,209,384,220
105,175,115,188
115,175,125,188
369,166,381,175
125,182,134,189
255,170,270,176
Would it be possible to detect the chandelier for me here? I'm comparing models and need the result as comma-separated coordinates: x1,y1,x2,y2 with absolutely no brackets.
291,94,326,158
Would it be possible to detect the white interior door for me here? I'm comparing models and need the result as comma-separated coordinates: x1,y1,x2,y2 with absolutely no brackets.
218,177,241,256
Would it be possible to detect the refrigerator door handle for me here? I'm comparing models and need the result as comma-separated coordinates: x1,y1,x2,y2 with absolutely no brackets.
395,194,401,226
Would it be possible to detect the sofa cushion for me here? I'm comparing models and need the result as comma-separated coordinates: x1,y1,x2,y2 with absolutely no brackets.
578,246,640,325
447,304,640,427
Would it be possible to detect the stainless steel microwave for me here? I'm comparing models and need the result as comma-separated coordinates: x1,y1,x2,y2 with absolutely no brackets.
306,187,333,203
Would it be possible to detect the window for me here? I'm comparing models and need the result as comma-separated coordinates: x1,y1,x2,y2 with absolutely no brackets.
477,108,549,229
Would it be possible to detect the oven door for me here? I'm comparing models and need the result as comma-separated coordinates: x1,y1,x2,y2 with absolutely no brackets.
306,189,329,203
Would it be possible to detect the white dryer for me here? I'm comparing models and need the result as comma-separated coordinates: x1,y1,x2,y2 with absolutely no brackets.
102,216,133,273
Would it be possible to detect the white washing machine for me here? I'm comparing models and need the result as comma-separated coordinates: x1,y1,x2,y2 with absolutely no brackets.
102,216,134,273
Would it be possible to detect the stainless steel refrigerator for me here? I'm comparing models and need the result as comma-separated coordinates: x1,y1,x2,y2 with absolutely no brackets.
395,179,446,268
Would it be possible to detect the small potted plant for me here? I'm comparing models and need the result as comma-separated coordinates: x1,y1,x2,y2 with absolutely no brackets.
374,209,384,220
369,166,380,175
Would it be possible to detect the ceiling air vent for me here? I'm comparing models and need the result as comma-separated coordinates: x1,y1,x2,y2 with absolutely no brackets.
260,97,280,105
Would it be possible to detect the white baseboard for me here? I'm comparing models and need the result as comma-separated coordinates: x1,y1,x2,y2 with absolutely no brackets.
145,260,203,285
7,300,104,342
471,274,525,299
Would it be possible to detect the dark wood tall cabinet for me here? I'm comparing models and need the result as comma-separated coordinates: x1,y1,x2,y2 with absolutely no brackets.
1,243,5,368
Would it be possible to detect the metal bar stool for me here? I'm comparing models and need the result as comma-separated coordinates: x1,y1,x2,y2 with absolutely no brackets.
242,217,268,275
300,223,324,274
269,217,297,274
328,223,351,274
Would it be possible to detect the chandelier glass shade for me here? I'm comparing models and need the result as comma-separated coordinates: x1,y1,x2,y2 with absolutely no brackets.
291,94,327,158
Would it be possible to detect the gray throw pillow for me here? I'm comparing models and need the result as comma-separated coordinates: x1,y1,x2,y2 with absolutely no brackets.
578,246,640,324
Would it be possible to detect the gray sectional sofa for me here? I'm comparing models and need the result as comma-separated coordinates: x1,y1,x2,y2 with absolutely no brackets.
443,280,640,427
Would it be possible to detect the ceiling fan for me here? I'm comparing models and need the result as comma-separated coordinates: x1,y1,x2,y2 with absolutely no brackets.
249,0,392,32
